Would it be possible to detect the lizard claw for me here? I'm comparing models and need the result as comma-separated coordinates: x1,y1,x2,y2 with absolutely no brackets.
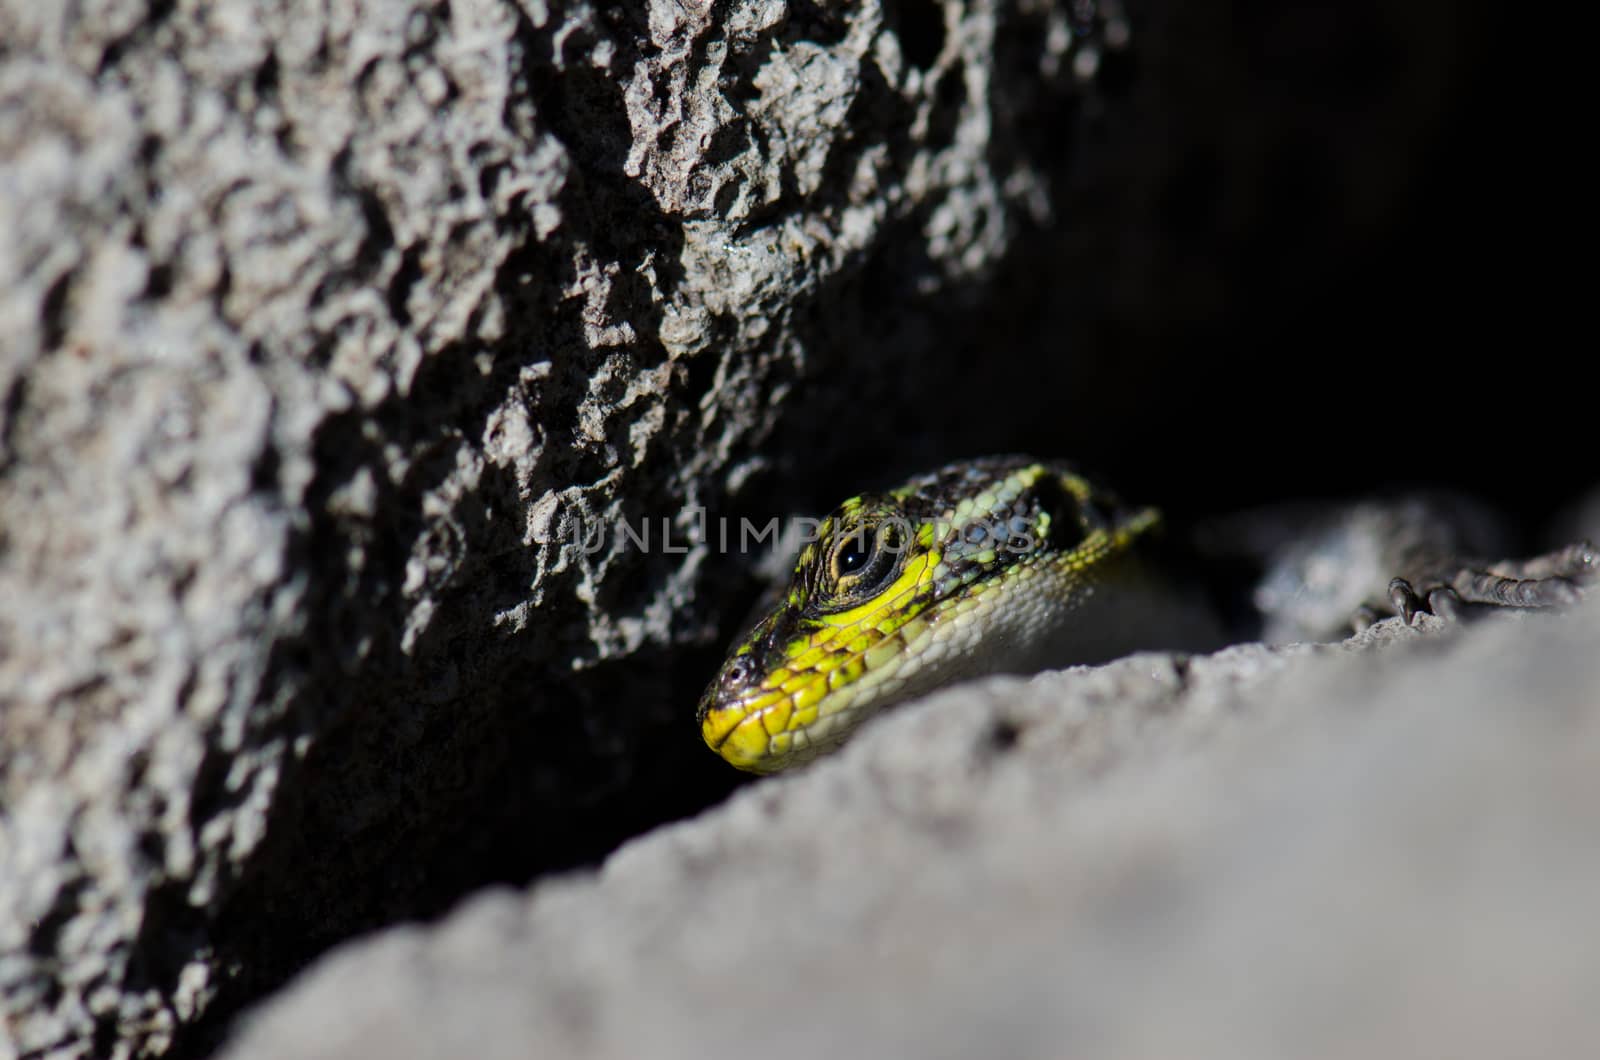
1427,585,1464,621
1375,540,1596,629
1388,577,1425,625
1386,578,1464,625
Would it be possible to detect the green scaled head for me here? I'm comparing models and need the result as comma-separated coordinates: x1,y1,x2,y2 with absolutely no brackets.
698,456,1159,772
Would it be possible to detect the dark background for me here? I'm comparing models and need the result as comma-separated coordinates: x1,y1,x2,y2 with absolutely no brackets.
766,0,1589,544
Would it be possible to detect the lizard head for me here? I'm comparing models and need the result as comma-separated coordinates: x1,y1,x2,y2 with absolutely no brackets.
698,457,1158,772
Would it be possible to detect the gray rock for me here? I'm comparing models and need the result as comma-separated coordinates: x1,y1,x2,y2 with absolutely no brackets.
0,0,1122,1055
223,607,1600,1060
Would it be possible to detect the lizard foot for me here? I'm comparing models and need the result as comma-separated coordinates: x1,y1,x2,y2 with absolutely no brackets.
1375,540,1599,629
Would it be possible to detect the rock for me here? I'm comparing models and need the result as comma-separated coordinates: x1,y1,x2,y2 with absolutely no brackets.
221,606,1600,1060
0,0,1126,1055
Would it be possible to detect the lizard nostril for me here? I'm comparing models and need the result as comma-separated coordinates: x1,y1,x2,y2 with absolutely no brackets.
723,655,757,688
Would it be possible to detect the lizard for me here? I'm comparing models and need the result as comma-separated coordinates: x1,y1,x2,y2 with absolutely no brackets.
697,455,1598,773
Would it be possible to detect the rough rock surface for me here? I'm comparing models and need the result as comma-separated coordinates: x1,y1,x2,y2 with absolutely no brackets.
0,0,1128,1055
222,607,1600,1060
0,0,1528,1057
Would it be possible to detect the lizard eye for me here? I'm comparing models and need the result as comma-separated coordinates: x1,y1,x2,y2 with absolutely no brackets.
823,520,904,605
836,539,871,575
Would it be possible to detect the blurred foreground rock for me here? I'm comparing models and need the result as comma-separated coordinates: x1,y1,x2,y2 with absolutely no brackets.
223,604,1600,1060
